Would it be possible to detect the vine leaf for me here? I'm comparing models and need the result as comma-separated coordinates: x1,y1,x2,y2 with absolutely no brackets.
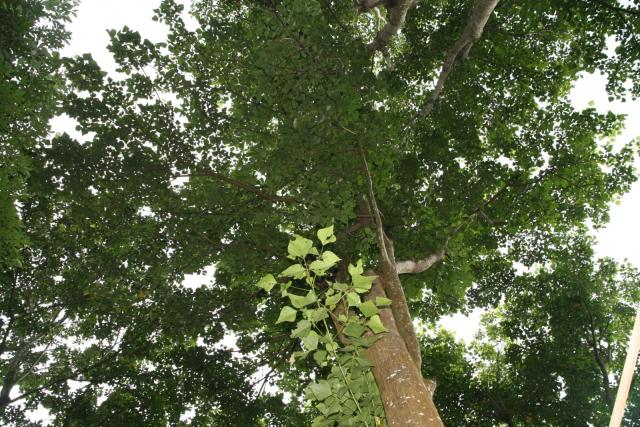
280,263,306,279
257,274,277,291
375,296,392,307
317,225,337,245
309,380,333,401
288,235,316,259
367,315,386,334
359,300,379,317
276,306,297,324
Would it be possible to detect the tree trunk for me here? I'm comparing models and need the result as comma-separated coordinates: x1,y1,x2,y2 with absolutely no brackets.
365,278,443,426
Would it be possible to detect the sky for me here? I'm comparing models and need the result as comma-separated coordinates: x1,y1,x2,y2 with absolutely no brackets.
50,0,640,345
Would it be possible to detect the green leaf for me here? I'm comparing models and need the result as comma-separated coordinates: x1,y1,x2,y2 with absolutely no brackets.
313,349,328,365
291,319,312,338
367,315,386,334
309,380,332,401
309,259,333,275
352,274,376,293
375,296,392,306
256,274,277,292
279,263,306,279
289,290,317,308
325,291,342,307
332,282,349,292
307,307,329,323
321,250,341,265
343,321,366,338
288,235,315,259
280,281,292,297
302,330,320,350
317,225,337,245
346,292,360,307
348,259,364,276
276,306,297,324
358,300,379,317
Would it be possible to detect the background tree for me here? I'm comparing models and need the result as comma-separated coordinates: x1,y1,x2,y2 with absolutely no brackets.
1,0,640,425
422,235,640,426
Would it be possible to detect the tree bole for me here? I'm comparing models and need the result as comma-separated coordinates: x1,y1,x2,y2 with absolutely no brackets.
365,279,443,426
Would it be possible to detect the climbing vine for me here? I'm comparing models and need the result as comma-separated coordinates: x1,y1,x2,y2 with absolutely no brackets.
257,226,389,426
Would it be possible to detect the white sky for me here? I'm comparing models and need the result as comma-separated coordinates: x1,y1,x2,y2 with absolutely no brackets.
51,1,640,345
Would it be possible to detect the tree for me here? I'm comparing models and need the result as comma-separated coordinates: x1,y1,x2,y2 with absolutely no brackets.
2,0,640,425
422,235,640,426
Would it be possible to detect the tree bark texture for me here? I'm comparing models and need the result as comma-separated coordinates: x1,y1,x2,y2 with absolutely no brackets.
364,278,443,426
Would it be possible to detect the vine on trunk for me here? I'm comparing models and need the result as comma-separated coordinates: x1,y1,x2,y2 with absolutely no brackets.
257,226,391,426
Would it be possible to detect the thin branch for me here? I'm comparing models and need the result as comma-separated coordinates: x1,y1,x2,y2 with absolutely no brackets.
583,301,614,409
0,272,18,354
181,171,295,204
585,0,640,16
355,141,392,265
2,332,123,407
355,141,423,368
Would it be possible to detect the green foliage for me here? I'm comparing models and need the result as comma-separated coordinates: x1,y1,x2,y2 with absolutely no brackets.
0,0,75,270
421,236,640,426
1,0,640,424
259,229,386,426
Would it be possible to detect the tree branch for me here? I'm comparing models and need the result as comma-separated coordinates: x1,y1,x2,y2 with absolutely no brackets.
362,0,419,52
181,171,295,204
355,141,423,368
584,0,640,16
411,0,499,121
397,247,446,275
583,302,614,409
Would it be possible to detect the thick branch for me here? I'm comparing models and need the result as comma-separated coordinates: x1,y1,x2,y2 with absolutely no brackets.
415,0,499,119
362,0,418,52
397,247,446,275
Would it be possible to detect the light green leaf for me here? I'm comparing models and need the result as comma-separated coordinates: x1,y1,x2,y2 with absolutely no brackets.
325,291,342,307
343,321,366,338
276,306,297,324
375,296,392,306
309,380,332,401
346,292,360,306
280,281,292,297
307,307,329,323
289,290,317,308
352,274,376,293
358,300,379,317
321,250,340,265
291,319,312,338
309,259,332,275
288,235,314,259
348,259,364,276
256,274,277,292
332,282,348,292
302,330,320,350
317,225,336,245
309,251,342,275
279,263,306,279
313,350,328,365
367,315,386,334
